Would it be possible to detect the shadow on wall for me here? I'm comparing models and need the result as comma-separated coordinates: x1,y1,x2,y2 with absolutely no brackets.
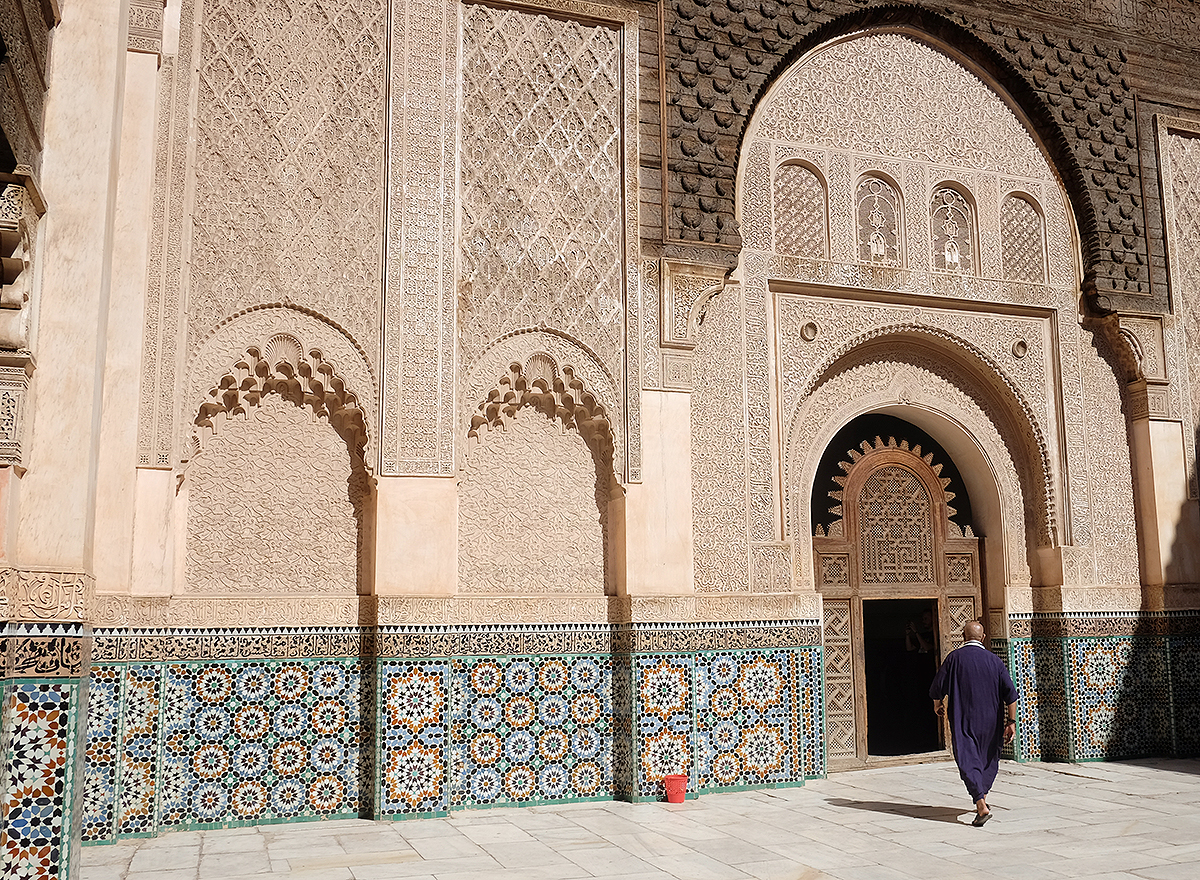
1100,423,1200,761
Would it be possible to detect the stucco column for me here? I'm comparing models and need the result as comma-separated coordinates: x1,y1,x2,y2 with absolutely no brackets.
619,389,695,596
373,476,458,595
1127,378,1200,590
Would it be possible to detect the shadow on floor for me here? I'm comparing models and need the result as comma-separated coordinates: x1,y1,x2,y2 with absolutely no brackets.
1115,757,1200,776
825,798,966,823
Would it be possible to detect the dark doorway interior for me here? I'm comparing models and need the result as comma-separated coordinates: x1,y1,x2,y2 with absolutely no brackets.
863,598,943,756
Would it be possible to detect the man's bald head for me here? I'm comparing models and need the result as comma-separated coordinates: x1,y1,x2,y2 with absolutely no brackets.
963,620,985,643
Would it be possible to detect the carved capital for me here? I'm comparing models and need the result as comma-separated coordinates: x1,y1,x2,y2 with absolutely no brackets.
0,567,94,623
1085,311,1170,387
0,352,33,465
660,260,728,351
1125,378,1171,422
127,0,167,56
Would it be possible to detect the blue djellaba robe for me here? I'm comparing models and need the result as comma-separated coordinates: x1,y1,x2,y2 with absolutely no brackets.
929,641,1019,801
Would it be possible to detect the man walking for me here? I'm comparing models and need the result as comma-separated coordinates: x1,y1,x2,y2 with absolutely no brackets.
930,620,1018,826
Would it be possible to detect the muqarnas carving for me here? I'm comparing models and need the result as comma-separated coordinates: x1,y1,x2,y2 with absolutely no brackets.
459,356,614,596
185,335,370,595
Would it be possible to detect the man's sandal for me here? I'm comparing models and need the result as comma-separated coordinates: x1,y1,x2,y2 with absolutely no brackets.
971,812,992,827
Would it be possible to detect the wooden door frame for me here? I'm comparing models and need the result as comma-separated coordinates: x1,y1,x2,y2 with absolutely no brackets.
815,441,982,769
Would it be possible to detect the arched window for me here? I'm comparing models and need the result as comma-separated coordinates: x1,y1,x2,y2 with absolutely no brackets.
855,175,902,267
930,185,975,274
1000,193,1046,284
774,162,828,258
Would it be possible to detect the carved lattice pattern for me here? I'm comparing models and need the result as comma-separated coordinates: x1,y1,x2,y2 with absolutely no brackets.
774,164,827,258
819,554,848,587
947,554,974,585
856,177,901,266
1000,194,1046,283
823,599,855,759
946,596,977,652
931,187,974,273
858,466,934,584
189,0,385,358
459,5,623,377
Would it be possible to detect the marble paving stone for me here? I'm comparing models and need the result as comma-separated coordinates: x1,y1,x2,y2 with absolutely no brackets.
78,866,126,880
197,850,271,876
202,833,267,853
457,823,536,845
405,834,487,860
80,761,1200,880
128,846,202,873
558,844,660,876
485,840,574,869
347,856,498,880
644,851,755,880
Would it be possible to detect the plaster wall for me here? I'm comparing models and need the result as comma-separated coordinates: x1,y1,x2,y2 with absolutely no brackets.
94,50,161,594
16,0,125,570
624,389,694,596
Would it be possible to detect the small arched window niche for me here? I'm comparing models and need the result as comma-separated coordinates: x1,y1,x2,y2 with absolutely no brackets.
1000,191,1047,284
774,161,829,259
855,173,904,267
930,183,976,275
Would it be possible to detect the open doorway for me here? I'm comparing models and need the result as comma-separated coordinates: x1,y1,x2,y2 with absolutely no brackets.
863,598,943,756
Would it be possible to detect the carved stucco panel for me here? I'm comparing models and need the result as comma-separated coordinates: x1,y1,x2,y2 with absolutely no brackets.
139,3,194,466
753,34,1047,174
1076,332,1140,586
775,294,1053,449
1163,313,1199,498
461,330,621,478
743,255,774,544
1158,118,1200,499
185,394,365,595
187,0,385,366
89,593,821,628
738,34,1075,312
456,0,640,481
641,258,661,389
690,283,750,593
459,5,623,372
382,0,457,475
458,408,608,595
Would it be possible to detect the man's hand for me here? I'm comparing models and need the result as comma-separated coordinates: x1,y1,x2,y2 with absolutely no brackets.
933,699,944,716
1003,720,1015,744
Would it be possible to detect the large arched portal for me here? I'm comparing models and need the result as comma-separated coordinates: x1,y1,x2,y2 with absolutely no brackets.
729,25,1142,770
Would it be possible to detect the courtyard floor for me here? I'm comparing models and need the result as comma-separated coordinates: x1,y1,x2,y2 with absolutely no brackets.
80,758,1200,880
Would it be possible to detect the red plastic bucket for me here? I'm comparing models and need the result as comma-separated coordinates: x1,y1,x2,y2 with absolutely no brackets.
663,773,687,803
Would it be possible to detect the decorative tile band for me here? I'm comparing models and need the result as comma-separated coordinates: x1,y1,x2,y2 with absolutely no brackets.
1009,631,1198,763
78,632,824,844
91,620,822,662
1009,610,1200,638
1,681,84,880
